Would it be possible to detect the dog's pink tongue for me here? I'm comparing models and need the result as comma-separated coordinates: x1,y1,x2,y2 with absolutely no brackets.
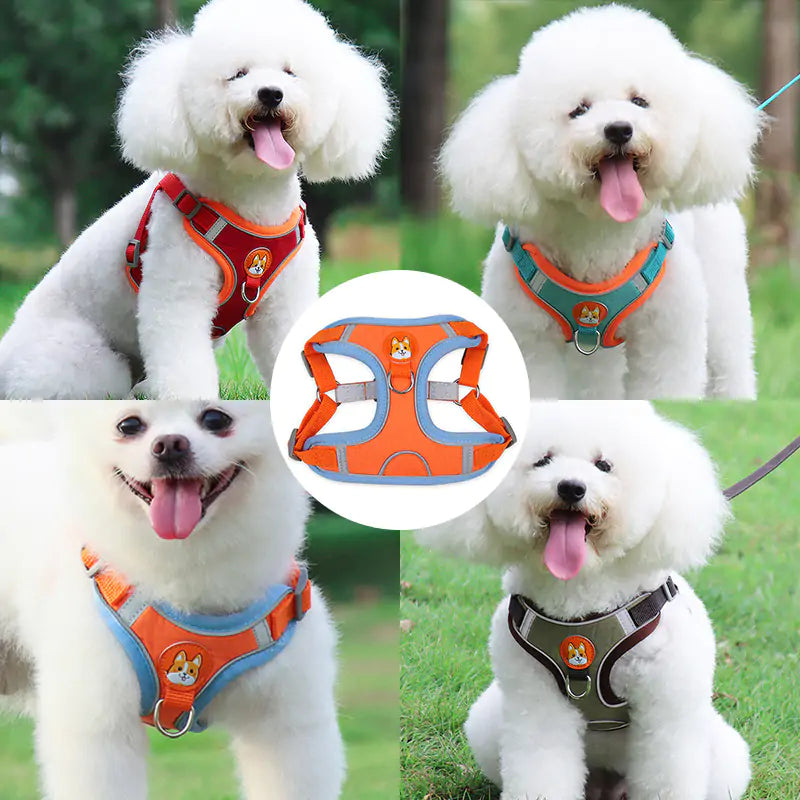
597,156,644,223
149,478,203,540
252,119,295,170
544,510,588,580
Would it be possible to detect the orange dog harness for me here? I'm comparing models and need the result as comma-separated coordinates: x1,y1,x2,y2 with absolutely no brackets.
125,173,306,339
289,315,516,484
83,548,311,738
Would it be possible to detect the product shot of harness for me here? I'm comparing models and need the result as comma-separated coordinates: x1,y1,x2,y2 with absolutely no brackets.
125,173,306,339
82,548,311,738
506,434,799,730
289,315,516,485
504,220,674,355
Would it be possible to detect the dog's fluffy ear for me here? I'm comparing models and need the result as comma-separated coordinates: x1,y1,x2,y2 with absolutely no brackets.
640,420,729,571
301,45,392,183
117,32,196,173
416,502,520,566
670,57,764,207
440,76,537,224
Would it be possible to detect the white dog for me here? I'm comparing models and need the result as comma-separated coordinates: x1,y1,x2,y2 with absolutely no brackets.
0,401,344,799
0,0,391,399
440,5,763,400
419,402,750,800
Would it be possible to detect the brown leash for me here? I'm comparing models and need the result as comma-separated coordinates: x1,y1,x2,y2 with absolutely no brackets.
723,435,800,500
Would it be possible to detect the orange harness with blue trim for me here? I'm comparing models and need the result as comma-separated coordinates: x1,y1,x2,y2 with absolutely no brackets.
125,173,306,339
83,548,311,738
503,220,674,355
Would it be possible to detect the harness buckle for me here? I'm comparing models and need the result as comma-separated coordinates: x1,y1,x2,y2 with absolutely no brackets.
503,227,518,252
172,189,203,221
125,239,141,269
288,428,301,461
500,416,517,447
573,328,601,356
659,220,674,250
294,567,309,620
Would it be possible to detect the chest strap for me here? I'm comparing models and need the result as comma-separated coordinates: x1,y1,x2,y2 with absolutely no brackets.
503,220,673,354
125,173,306,339
82,548,311,738
289,315,516,485
507,577,678,731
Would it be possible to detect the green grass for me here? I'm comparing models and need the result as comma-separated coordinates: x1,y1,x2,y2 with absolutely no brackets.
400,401,800,800
0,517,399,800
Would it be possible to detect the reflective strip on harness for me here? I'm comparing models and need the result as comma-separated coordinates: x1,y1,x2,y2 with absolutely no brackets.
507,577,679,731
125,173,306,339
82,548,311,737
503,220,673,354
289,315,516,485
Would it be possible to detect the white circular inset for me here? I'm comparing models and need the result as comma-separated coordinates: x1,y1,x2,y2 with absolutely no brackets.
270,271,530,529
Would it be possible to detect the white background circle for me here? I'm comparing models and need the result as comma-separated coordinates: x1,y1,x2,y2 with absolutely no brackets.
270,270,530,530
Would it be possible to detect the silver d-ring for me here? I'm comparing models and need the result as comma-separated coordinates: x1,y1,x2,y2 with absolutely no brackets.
241,282,261,304
389,370,415,394
574,328,600,356
565,674,592,700
153,699,196,739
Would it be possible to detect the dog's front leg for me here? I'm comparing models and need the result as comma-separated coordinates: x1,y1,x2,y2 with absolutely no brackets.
245,232,320,392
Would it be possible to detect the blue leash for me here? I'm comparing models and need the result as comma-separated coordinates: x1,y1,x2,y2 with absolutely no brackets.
757,72,800,111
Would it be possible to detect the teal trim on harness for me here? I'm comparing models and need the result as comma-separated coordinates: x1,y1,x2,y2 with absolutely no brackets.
503,220,674,354
92,575,306,733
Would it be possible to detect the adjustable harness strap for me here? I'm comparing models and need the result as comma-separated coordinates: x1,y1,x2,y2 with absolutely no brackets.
503,221,673,354
507,578,678,731
83,548,311,738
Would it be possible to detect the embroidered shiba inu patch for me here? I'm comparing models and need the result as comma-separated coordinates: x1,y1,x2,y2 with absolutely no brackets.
572,302,608,327
161,645,207,688
389,336,412,361
560,635,595,669
244,248,273,278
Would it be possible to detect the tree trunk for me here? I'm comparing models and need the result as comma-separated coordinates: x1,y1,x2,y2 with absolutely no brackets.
755,0,798,263
54,180,77,247
156,0,177,29
401,0,448,217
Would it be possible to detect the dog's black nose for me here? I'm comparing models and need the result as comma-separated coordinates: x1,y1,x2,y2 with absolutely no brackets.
151,434,191,464
258,86,284,108
604,121,633,145
557,479,586,504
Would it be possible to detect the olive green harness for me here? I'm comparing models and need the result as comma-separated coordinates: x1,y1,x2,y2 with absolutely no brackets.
507,577,678,731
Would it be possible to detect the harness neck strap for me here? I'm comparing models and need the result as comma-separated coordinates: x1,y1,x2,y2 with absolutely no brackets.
507,577,678,731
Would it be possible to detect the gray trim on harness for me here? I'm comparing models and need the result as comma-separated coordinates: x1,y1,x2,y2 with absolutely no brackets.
203,217,227,243
335,381,377,403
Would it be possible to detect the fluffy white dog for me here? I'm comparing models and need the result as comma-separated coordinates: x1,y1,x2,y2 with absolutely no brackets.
0,401,344,799
419,402,750,800
441,5,763,400
0,0,391,399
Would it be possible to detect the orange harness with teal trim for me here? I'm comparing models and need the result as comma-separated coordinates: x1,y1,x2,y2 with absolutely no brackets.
125,173,306,339
289,315,516,484
82,548,311,738
503,220,674,355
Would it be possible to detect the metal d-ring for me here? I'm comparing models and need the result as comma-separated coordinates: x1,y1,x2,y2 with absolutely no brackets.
389,370,415,394
565,673,592,700
454,382,480,406
153,699,196,739
241,282,261,304
573,328,600,356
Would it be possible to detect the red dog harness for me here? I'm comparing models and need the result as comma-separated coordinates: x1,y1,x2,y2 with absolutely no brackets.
125,173,306,339
289,315,516,484
83,548,311,737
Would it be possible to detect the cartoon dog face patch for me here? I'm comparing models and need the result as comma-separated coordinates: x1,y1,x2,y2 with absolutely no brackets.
572,302,607,328
559,635,595,670
244,248,272,279
166,650,202,687
390,336,411,361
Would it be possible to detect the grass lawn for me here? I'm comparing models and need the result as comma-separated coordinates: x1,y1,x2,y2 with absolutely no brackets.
400,401,800,800
0,517,399,800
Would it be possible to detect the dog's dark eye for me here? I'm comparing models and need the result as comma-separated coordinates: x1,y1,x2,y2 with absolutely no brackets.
595,458,613,473
631,96,649,108
117,416,146,437
228,68,249,81
569,102,590,119
283,66,296,77
533,453,553,468
200,408,233,433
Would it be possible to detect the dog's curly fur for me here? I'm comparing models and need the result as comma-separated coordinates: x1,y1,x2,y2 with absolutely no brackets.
0,0,392,399
441,5,764,400
419,401,750,800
